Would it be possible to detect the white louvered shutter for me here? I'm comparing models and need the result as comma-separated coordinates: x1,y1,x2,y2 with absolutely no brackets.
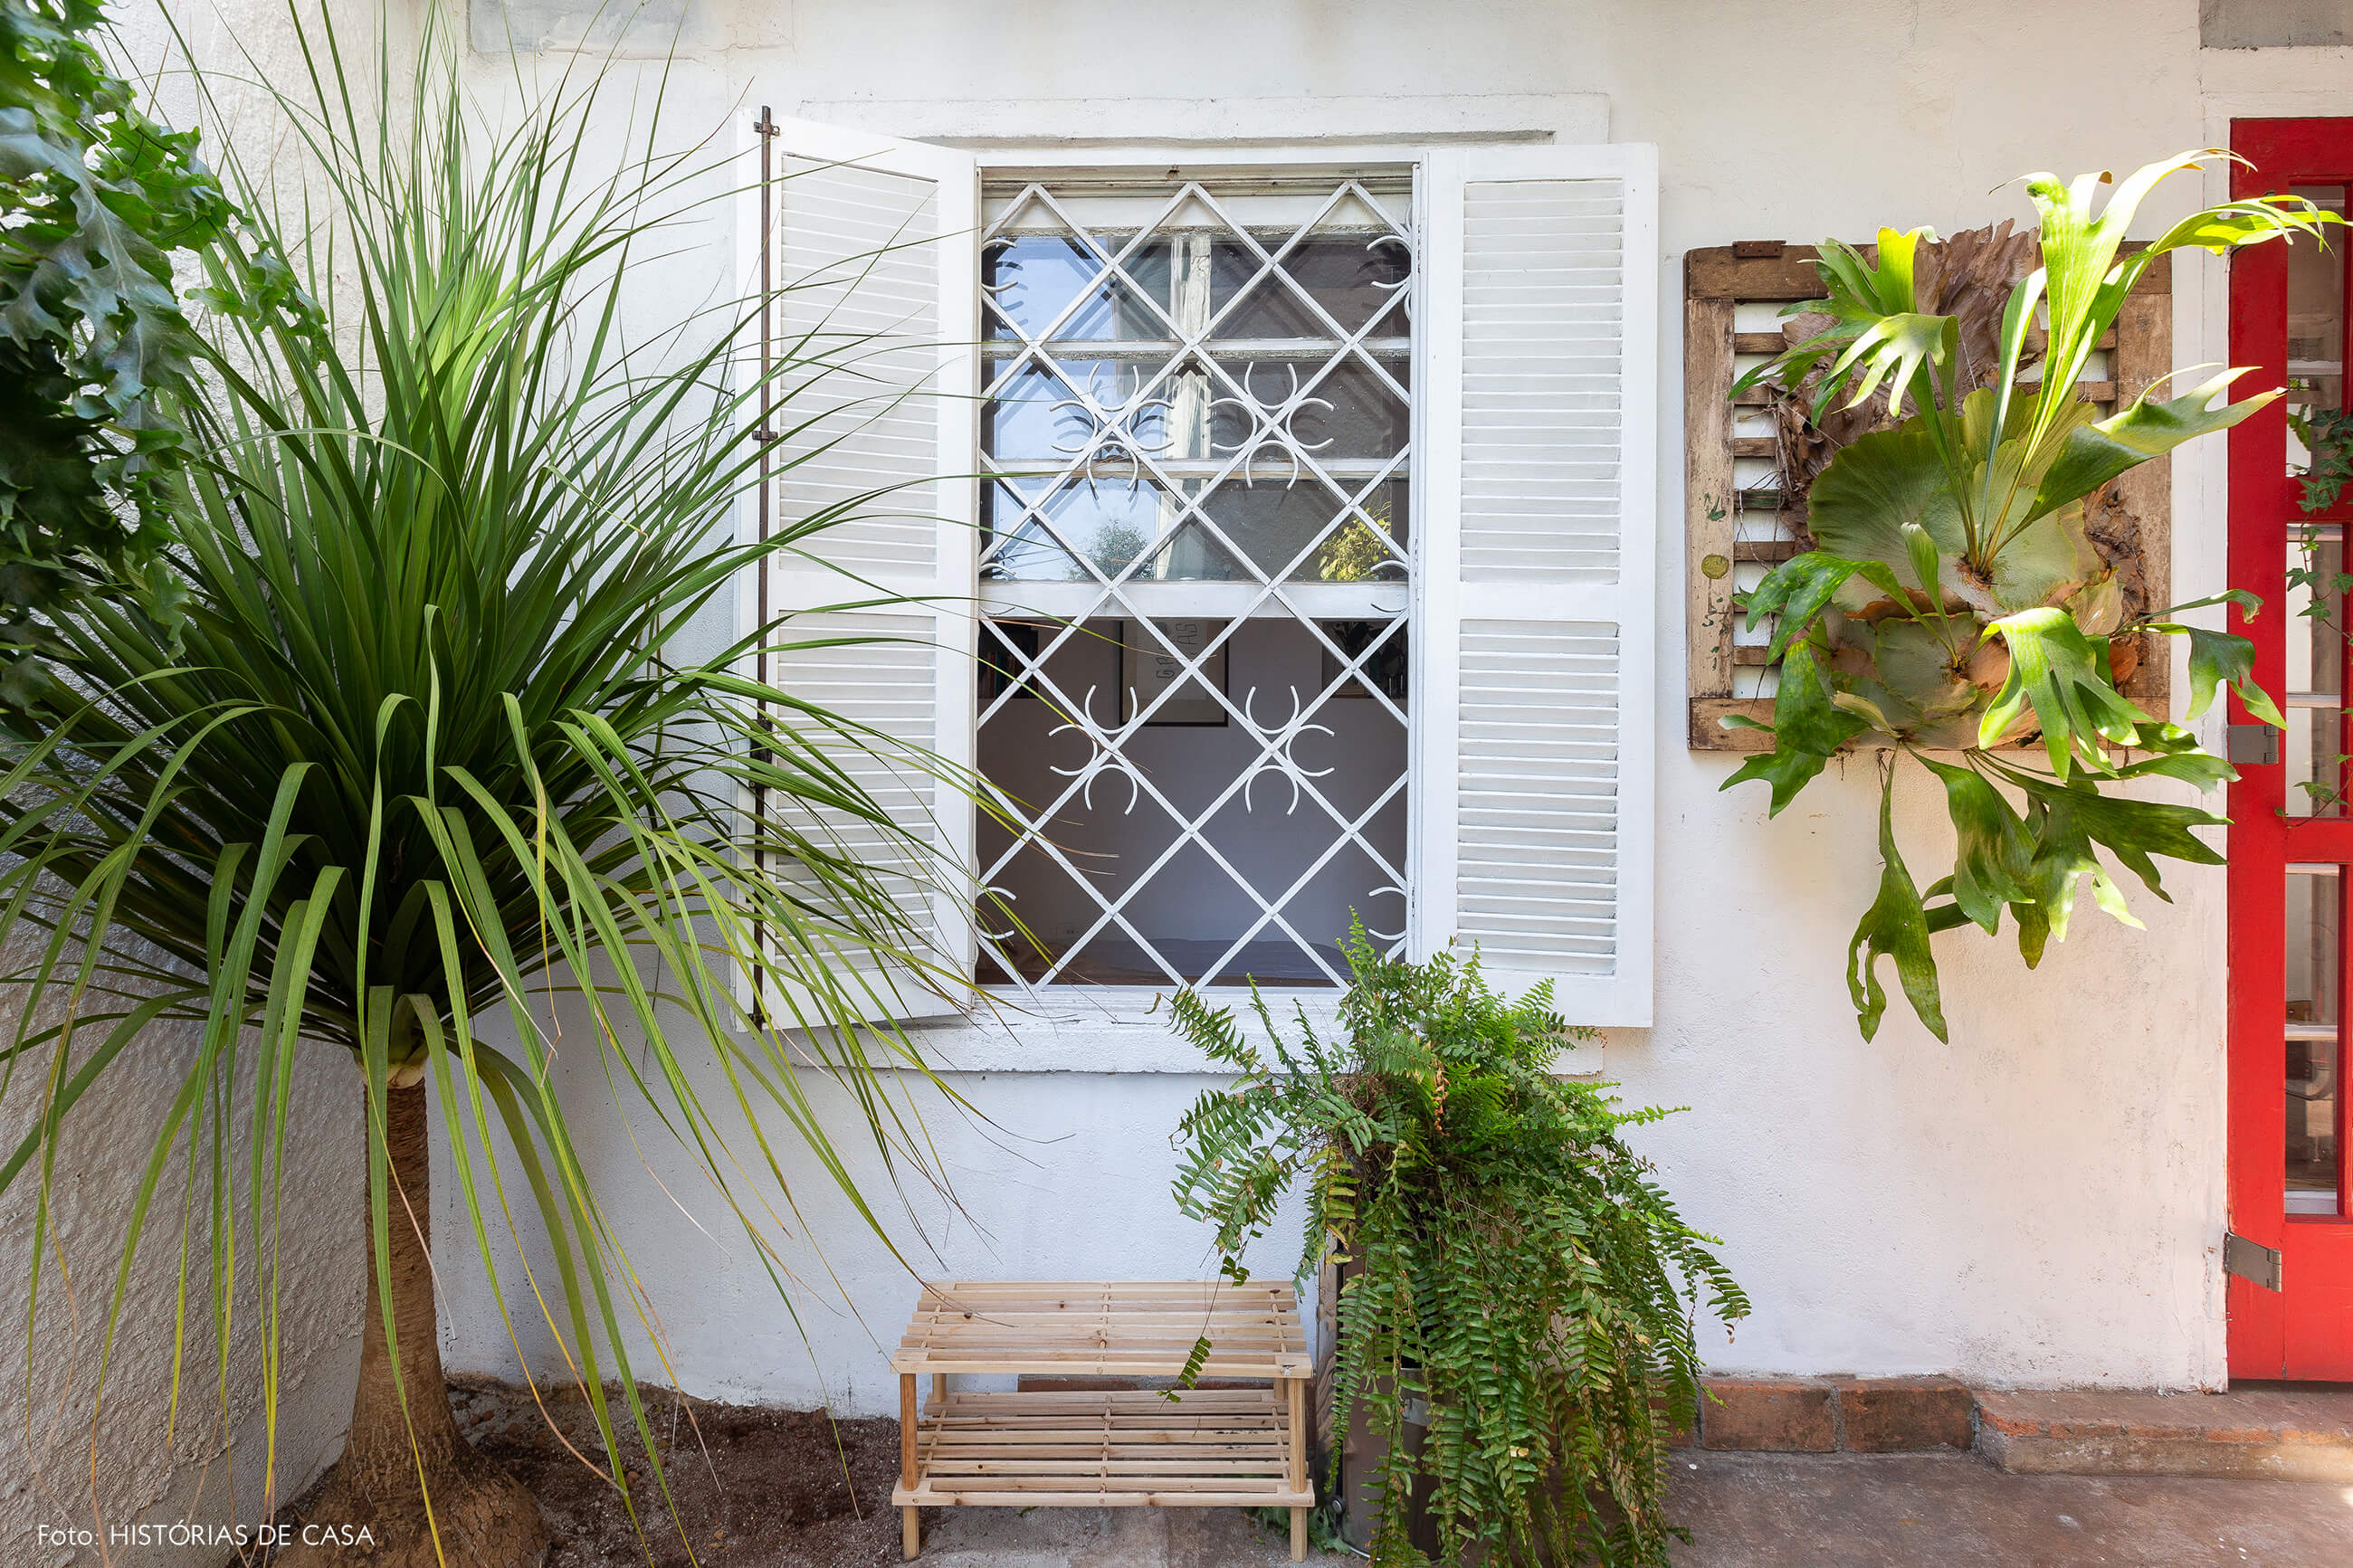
1412,144,1657,1026
748,119,978,1022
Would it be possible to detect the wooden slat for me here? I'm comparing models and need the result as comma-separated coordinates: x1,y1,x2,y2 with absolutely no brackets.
1734,328,2116,355
894,1384,1314,1511
1687,295,1739,700
1731,381,2118,408
896,1278,1308,1376
2110,253,2174,713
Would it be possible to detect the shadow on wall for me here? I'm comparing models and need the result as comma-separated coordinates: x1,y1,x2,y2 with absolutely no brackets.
467,0,786,56
2200,0,2353,50
0,941,365,1551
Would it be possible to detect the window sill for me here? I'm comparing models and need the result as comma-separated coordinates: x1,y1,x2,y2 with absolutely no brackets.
898,985,1345,1074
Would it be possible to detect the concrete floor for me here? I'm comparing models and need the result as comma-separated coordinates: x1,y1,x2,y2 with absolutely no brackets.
1668,1451,2353,1567
905,1452,2353,1565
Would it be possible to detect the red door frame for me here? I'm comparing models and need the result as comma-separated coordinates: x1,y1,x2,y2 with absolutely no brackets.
2228,118,2353,1382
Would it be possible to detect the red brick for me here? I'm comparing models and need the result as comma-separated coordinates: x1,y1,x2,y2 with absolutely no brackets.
1838,1378,1974,1452
1700,1378,1836,1452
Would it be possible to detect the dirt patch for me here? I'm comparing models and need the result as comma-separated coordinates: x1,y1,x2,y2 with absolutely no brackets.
277,1376,904,1567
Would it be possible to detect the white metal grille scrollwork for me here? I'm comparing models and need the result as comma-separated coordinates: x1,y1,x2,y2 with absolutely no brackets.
974,171,1414,989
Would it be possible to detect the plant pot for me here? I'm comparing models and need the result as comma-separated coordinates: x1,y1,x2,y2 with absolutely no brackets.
1338,1378,1440,1558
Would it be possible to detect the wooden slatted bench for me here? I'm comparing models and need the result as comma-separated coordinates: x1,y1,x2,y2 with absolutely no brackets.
890,1279,1316,1560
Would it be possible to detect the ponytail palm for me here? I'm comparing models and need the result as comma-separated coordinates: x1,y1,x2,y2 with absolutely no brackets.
2,11,980,1563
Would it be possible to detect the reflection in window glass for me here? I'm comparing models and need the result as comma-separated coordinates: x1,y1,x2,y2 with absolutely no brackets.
2287,185,2347,481
2286,866,2343,1216
2285,535,2348,816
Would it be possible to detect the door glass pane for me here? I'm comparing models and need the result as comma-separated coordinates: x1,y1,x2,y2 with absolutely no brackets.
2287,184,2346,480
2286,865,2343,1216
2286,533,2348,815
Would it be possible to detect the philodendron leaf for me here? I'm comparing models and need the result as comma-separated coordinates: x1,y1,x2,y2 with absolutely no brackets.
1744,551,1909,661
1720,640,1867,815
1848,765,1947,1042
2029,367,2274,525
1915,755,2036,934
1979,606,2154,775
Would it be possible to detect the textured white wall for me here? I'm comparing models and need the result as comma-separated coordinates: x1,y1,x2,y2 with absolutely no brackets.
409,0,2301,1419
0,950,364,1563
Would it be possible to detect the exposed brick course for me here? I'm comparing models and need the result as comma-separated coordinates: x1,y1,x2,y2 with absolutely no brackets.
1698,1379,1835,1452
1839,1377,1975,1452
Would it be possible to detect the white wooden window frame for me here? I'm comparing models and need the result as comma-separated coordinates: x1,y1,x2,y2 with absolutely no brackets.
738,128,1658,1028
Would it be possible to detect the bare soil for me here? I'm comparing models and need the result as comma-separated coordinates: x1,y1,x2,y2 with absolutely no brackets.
276,1376,904,1567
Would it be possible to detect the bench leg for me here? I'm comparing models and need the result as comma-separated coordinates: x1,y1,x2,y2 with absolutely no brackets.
1286,1374,1308,1561
900,1373,920,1560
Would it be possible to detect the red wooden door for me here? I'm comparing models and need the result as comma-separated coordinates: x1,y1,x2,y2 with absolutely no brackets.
2229,118,2353,1382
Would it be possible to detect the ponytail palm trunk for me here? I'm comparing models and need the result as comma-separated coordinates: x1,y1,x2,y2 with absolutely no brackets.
1,11,986,1563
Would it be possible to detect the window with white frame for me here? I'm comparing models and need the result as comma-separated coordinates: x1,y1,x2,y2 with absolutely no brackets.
753,124,1659,1026
971,172,1414,988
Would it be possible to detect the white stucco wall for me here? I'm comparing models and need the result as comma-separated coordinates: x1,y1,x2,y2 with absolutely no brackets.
34,21,2320,1544
404,0,2312,1419
0,949,364,1564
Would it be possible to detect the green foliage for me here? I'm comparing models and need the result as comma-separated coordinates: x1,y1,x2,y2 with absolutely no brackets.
0,6,1002,1549
1726,153,2323,1039
1167,929,1747,1567
0,0,231,692
2292,404,2353,512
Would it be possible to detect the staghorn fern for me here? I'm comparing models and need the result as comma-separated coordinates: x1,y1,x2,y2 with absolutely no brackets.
1726,153,2335,1041
1167,927,1746,1568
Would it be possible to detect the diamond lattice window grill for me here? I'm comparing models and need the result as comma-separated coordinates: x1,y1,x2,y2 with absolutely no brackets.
974,172,1415,990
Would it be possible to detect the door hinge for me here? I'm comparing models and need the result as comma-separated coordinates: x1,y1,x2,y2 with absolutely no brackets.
2224,1231,2282,1293
2226,724,2281,766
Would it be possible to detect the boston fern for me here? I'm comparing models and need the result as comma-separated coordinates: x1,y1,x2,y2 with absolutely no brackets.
1726,153,2334,1041
1167,931,1746,1568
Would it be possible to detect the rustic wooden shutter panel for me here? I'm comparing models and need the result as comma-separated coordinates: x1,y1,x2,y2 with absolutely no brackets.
1414,144,1657,1026
751,118,979,1022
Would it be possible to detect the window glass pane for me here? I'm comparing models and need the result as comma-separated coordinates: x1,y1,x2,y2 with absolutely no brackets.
2287,184,2346,481
2286,865,2343,1216
986,235,1173,341
976,172,1414,987
1208,233,1412,339
2286,534,2348,816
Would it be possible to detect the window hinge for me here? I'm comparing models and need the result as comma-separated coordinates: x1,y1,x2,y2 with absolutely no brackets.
2224,1231,2282,1293
2226,724,2281,766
